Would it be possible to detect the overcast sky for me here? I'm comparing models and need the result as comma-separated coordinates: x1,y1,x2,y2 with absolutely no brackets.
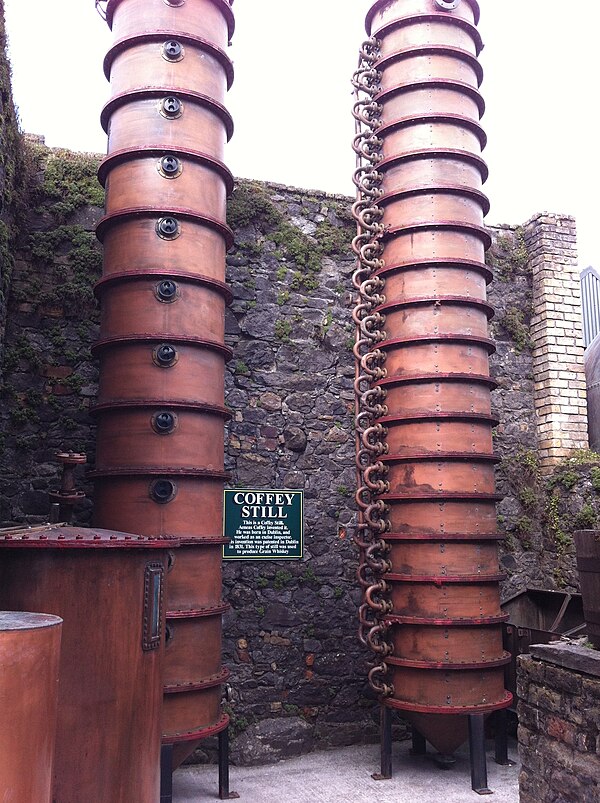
3,1,598,267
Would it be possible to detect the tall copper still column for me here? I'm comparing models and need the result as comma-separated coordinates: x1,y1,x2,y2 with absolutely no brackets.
353,0,511,761
94,0,235,767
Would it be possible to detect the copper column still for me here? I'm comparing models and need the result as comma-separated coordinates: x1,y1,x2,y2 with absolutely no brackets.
94,0,235,767
353,0,511,757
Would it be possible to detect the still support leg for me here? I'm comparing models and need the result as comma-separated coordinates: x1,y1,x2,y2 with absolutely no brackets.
468,714,492,795
372,705,392,780
494,708,513,766
410,726,427,756
219,727,239,800
160,744,173,803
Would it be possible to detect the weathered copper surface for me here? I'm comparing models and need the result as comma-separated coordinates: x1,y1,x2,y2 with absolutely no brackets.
0,528,170,802
366,0,481,33
386,539,500,576
167,541,226,610
380,297,493,338
382,337,494,376
96,276,227,342
104,94,232,156
385,496,500,533
163,683,225,739
95,341,227,407
165,611,225,683
389,622,505,662
100,216,229,280
384,454,497,494
93,474,225,538
383,416,496,454
354,0,510,754
0,612,62,803
105,38,231,101
379,374,495,417
97,0,234,761
102,155,229,219
379,261,490,301
105,0,234,50
94,408,225,471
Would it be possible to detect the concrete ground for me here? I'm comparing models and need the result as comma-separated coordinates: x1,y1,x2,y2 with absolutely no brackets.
173,739,519,802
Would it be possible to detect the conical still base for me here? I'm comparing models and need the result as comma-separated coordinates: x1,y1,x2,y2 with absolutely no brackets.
172,740,201,771
407,712,469,756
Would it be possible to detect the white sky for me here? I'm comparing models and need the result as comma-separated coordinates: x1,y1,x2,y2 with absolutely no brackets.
3,0,599,266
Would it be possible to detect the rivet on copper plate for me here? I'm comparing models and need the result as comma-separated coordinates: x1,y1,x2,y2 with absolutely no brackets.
110,535,118,540
94,534,101,540
58,535,65,540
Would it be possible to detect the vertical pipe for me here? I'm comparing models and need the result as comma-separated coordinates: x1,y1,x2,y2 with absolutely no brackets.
94,0,235,766
353,0,511,757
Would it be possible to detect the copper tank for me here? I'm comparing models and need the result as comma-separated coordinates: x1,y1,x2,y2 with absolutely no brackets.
0,611,62,803
0,526,170,802
96,0,234,768
353,0,511,756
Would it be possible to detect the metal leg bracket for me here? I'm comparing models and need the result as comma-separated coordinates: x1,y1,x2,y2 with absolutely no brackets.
219,727,239,799
468,714,493,795
160,744,173,803
372,705,393,780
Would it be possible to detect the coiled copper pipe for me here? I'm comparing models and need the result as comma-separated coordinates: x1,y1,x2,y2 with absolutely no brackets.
353,0,511,756
95,0,234,768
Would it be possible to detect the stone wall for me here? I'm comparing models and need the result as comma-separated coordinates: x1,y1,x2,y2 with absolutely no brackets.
518,642,600,803
0,142,597,758
0,0,25,379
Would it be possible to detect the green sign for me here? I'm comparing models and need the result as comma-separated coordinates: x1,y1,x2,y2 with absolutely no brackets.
223,489,303,560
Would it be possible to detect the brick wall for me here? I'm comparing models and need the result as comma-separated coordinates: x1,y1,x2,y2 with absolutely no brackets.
518,642,600,803
525,214,588,470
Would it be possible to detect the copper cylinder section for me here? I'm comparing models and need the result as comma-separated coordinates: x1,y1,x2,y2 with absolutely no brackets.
97,0,235,764
0,612,62,803
355,0,510,754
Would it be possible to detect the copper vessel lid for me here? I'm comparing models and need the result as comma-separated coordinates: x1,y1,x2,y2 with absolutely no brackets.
0,611,63,629
0,524,179,549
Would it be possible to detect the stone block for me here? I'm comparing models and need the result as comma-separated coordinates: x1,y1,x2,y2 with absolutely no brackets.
230,716,314,766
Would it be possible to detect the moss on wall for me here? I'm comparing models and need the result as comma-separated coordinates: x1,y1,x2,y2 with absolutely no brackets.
0,1,27,351
227,180,352,291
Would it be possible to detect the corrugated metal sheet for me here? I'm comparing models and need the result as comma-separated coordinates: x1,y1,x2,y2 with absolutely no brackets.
581,267,600,348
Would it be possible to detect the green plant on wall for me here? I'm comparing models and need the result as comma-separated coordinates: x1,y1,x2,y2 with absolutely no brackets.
29,225,102,311
499,306,533,354
226,180,350,291
486,226,529,279
33,147,104,223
